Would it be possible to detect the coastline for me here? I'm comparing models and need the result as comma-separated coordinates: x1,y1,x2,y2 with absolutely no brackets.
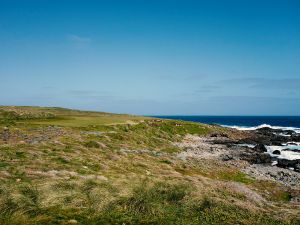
175,133,300,190
152,115,300,161
1,107,300,224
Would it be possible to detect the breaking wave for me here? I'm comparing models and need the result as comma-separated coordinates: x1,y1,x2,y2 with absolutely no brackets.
222,124,300,134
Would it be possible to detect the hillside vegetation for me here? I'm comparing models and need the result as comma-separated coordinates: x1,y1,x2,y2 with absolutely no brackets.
0,106,299,224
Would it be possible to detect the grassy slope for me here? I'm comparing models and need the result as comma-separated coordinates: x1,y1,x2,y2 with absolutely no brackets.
0,106,146,126
0,106,299,225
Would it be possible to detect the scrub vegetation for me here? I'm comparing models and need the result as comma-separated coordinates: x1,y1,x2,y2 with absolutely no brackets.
0,106,299,224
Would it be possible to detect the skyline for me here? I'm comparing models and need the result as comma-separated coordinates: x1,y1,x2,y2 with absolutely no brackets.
1,0,300,115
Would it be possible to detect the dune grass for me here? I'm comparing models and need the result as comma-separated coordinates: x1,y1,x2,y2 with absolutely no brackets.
0,106,299,224
0,179,297,225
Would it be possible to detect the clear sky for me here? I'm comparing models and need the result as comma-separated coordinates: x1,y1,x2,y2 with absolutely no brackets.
1,0,300,115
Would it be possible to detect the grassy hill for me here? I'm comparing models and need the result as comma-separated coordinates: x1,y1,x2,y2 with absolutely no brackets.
0,106,299,224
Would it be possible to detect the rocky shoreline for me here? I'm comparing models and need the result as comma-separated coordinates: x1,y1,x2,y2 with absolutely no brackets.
237,127,300,171
176,126,300,191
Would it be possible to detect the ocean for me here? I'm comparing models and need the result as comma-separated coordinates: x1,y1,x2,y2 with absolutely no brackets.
151,116,300,133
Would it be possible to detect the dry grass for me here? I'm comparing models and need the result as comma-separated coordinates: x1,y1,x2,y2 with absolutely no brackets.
0,106,299,224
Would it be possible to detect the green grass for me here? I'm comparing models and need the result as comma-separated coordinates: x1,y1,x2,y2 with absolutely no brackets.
217,171,254,184
0,106,298,224
27,115,140,127
0,180,294,225
0,106,147,127
253,180,294,202
0,161,9,170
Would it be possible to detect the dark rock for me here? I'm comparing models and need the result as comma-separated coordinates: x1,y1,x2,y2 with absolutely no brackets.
295,164,300,172
283,130,296,135
272,150,281,155
256,127,295,136
270,135,289,143
253,144,267,153
238,138,258,145
277,158,292,167
240,152,272,164
225,143,234,148
291,135,300,142
249,127,295,145
256,127,276,133
294,163,300,172
277,158,300,169
255,153,272,164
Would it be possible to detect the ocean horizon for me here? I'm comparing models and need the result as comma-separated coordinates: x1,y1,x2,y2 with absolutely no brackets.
150,116,300,132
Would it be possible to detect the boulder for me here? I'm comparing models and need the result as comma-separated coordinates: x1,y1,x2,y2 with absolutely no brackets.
291,135,300,142
253,144,267,153
272,150,281,155
256,127,276,134
240,152,272,164
255,153,272,164
277,158,292,167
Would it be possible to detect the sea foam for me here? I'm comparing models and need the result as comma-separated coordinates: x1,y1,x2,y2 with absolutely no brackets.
227,124,300,160
223,124,300,134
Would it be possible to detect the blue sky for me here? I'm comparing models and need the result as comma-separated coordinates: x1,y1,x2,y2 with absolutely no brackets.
0,0,300,115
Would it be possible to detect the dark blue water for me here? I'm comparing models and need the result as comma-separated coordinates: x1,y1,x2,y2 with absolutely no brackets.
151,116,300,128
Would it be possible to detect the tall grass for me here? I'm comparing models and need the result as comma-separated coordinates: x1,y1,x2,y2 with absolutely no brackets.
0,180,296,224
92,181,291,225
19,185,41,216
